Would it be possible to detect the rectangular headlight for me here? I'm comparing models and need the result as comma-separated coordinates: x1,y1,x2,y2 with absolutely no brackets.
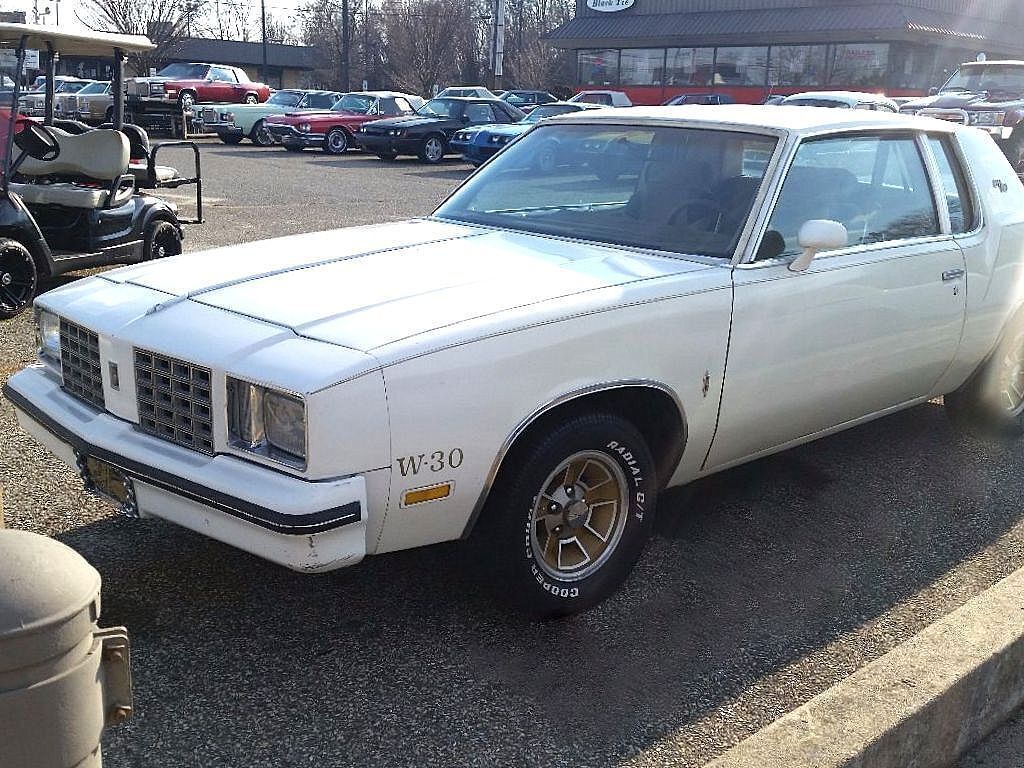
36,308,61,366
227,377,307,468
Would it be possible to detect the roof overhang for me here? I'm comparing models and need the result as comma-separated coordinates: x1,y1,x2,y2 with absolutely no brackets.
0,23,155,56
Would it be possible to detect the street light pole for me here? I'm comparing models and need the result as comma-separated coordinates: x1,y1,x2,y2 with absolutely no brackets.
260,0,269,85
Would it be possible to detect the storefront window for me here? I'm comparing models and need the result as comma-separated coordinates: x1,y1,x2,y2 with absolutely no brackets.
887,42,936,90
578,49,619,86
828,43,889,88
665,47,714,86
714,47,768,87
769,45,827,87
620,48,666,86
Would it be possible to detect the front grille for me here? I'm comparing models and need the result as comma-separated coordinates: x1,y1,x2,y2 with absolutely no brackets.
60,319,105,410
135,349,214,455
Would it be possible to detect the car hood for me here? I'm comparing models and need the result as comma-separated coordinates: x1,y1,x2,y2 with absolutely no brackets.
97,218,709,357
903,91,1024,110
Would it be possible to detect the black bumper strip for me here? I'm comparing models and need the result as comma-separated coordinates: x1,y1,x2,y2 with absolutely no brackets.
4,383,361,535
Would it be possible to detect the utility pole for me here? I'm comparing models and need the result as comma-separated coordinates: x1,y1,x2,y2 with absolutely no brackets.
260,0,269,84
493,0,505,90
340,0,350,91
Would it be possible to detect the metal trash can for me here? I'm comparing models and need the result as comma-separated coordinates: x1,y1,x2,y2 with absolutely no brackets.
0,529,132,768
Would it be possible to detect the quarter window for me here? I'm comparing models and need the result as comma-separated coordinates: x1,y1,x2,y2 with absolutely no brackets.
210,67,236,83
761,135,939,259
927,136,976,234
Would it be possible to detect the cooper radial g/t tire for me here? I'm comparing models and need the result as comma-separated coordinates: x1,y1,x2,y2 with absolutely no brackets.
479,412,658,619
946,313,1024,436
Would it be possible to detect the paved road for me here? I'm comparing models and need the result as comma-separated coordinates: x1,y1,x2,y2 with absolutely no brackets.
4,141,1024,767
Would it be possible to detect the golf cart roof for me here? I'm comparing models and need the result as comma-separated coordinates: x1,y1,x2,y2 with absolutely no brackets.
0,23,155,56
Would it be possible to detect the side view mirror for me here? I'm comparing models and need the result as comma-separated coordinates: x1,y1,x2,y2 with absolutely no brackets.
461,114,471,122
789,219,847,272
928,86,938,96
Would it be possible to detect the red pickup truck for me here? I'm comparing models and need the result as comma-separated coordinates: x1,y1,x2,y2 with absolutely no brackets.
126,63,271,111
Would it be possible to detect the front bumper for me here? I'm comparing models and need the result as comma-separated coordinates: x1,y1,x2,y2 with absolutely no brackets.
266,124,325,147
211,124,245,140
4,368,369,573
357,133,422,155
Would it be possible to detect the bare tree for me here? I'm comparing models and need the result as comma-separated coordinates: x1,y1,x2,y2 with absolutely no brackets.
77,0,202,72
201,0,253,42
266,14,300,45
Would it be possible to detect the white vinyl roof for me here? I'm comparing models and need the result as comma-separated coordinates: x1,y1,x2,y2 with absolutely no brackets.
0,23,154,56
555,104,960,136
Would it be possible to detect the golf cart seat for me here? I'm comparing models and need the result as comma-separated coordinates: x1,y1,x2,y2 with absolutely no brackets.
99,122,180,186
10,126,132,209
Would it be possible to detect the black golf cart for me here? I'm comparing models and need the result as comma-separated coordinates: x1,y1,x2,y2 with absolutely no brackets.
0,24,203,320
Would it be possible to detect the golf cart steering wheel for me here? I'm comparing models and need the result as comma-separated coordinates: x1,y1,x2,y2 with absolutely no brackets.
14,122,61,163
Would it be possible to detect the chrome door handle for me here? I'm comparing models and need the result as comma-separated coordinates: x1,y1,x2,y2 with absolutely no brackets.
942,268,965,281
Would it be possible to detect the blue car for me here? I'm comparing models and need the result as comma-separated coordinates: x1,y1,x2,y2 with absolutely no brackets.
450,102,601,166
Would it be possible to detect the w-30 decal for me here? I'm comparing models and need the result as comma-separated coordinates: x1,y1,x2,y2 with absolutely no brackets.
396,448,465,477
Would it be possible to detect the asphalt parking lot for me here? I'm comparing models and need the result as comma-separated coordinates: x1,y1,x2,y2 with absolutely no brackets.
4,141,1024,767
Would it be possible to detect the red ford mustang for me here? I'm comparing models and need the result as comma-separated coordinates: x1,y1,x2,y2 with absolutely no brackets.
264,91,424,154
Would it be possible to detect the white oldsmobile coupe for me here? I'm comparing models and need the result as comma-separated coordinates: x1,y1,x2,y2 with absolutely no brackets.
7,106,1024,619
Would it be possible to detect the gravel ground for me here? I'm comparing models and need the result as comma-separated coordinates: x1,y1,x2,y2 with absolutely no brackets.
960,707,1024,767
4,141,1024,767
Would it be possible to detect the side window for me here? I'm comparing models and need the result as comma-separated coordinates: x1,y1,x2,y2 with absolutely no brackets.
211,67,235,83
466,103,496,124
927,135,976,234
760,135,939,259
394,97,412,113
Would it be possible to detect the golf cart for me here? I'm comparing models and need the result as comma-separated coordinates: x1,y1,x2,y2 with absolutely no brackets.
0,24,203,320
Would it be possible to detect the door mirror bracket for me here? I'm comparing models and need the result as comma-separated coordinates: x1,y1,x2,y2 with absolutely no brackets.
789,219,848,272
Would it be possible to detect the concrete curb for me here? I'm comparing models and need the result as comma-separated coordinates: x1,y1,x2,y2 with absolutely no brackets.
704,567,1024,768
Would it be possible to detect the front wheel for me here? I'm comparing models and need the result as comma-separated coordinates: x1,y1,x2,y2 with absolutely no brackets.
476,412,658,619
178,91,196,112
947,315,1024,437
0,239,38,320
144,220,182,262
250,120,274,147
419,135,445,164
323,127,349,155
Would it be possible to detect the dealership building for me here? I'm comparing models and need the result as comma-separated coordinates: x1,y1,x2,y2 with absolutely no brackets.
546,0,1024,104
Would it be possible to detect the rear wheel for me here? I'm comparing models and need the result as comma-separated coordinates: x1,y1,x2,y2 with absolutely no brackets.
250,120,274,147
946,314,1024,436
178,91,196,112
474,412,658,619
144,220,182,262
323,127,350,154
0,239,37,320
243,93,259,105
419,134,445,164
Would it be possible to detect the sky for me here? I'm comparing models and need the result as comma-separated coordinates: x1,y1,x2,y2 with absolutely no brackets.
1,0,308,36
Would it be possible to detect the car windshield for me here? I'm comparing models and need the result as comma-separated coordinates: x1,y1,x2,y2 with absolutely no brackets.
268,90,303,107
332,94,374,113
77,82,109,95
306,92,340,108
942,64,1024,96
55,81,88,93
435,124,777,259
417,98,461,118
157,63,209,79
522,105,578,123
783,98,850,108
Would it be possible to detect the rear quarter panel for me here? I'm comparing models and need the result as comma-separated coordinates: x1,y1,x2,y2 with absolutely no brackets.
938,128,1024,390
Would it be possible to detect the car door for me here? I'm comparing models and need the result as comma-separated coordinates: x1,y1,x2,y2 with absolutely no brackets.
706,131,966,469
207,67,237,102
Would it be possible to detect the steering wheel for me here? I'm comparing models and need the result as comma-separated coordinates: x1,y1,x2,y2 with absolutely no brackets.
14,122,61,162
668,199,726,231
